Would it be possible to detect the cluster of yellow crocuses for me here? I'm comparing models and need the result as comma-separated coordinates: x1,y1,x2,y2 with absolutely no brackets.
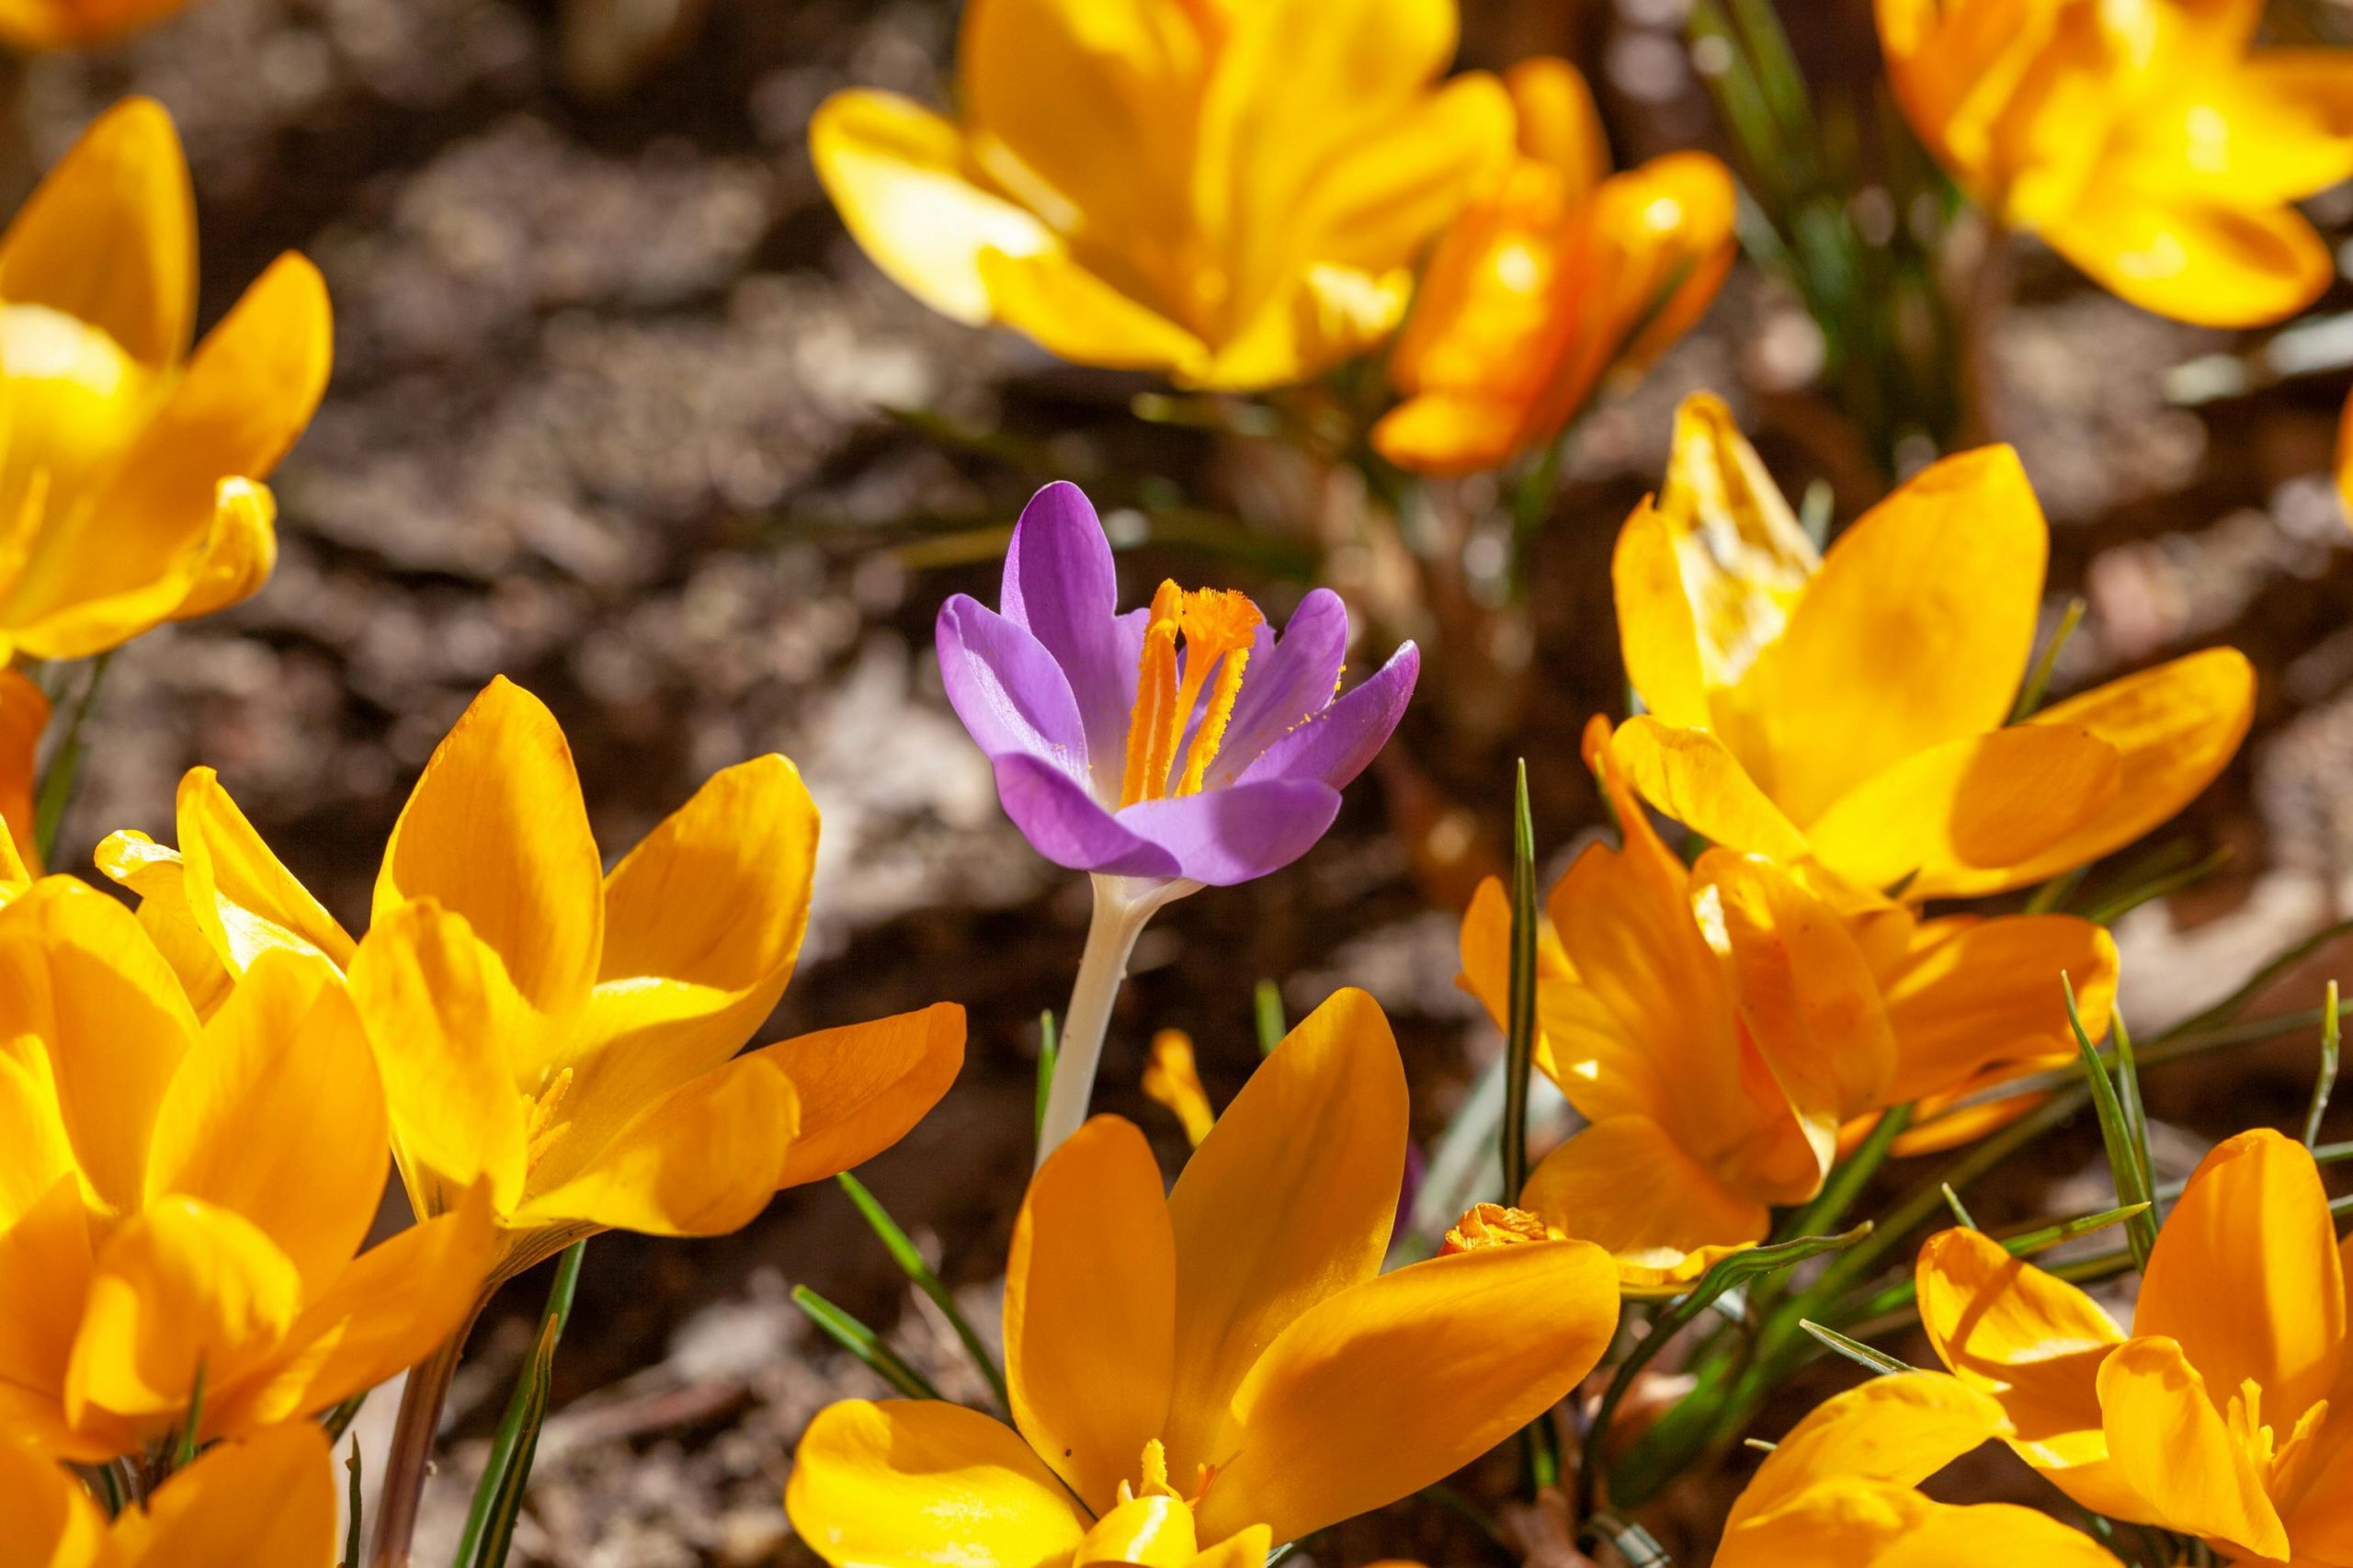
8,0,2353,1562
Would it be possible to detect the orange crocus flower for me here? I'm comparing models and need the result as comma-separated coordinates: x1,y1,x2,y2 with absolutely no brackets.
1375,58,1736,475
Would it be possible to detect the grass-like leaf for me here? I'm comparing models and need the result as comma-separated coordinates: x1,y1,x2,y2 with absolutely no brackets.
455,1241,585,1568
838,1172,1008,1414
791,1285,942,1402
2063,976,2157,1269
2306,981,2340,1149
1799,1318,1915,1376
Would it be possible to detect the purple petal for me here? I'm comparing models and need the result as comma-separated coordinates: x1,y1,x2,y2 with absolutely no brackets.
998,483,1136,797
937,597,1090,783
1201,589,1351,790
1239,642,1419,791
1117,778,1343,886
992,753,1182,879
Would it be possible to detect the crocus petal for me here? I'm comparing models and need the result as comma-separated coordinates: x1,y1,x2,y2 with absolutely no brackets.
1163,988,1406,1483
977,247,1216,382
2283,1415,2353,1561
1455,872,1571,1055
1715,1476,1937,1568
1612,499,1711,729
117,1423,336,1568
1804,725,2121,897
209,1194,494,1435
1881,915,2117,1105
2044,190,2330,329
1733,445,2046,825
376,676,603,1033
142,955,386,1304
806,88,1055,327
1207,589,1349,789
171,765,356,974
0,1442,112,1566
64,1196,301,1426
1370,392,1524,476
0,1176,94,1406
1727,1373,2009,1534
1872,1506,2130,1568
991,753,1182,879
343,900,532,1219
1915,1228,2131,1509
166,477,278,624
1075,1497,1199,1568
2134,1129,2346,1423
998,482,1148,793
0,878,199,1214
2,254,331,659
510,1051,798,1238
1952,646,2258,897
1509,55,1609,192
1608,717,1812,861
0,97,193,365
1118,777,1343,886
2098,1336,2289,1556
0,668,43,874
1235,642,1419,793
756,1003,967,1190
937,595,1091,782
1199,1239,1620,1545
1006,1116,1176,1512
557,755,817,1161
1700,849,1897,1160
785,1399,1088,1568
1519,1115,1769,1290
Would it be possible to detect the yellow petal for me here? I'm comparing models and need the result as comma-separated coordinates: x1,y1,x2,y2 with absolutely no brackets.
785,1399,1088,1568
2044,189,2330,329
1871,1505,2128,1567
1074,1496,1199,1568
1949,646,2258,897
0,97,192,365
1370,392,1526,476
2,255,331,660
1506,57,1608,195
343,899,532,1220
1006,1115,1176,1513
1142,1028,1217,1148
1915,1227,2131,1509
1519,1114,1769,1291
210,1192,494,1435
512,1050,797,1239
1715,1475,1937,1568
166,477,278,623
1199,1239,1620,1545
171,764,355,974
1455,872,1570,1043
1608,716,1811,862
2097,1335,2288,1556
807,89,1057,327
555,755,816,1153
1611,498,1711,729
142,955,385,1304
1804,725,2122,898
1162,987,1406,1483
1700,849,1897,1156
975,246,1213,381
1881,914,2117,1105
377,676,602,1035
1724,1371,2008,1533
0,1176,94,1417
0,667,43,876
1733,445,2047,826
0,877,199,1213
114,1423,336,1568
90,834,235,1018
1187,1526,1271,1568
756,1002,967,1190
63,1196,300,1427
0,1441,112,1567
2135,1128,2346,1423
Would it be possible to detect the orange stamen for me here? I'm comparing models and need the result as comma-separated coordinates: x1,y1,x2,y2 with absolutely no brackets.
1118,581,1264,806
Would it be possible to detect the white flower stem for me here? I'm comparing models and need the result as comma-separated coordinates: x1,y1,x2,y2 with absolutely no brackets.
1035,874,1196,1167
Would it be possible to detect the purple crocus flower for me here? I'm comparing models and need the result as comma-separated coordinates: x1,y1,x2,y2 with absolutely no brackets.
938,481,1419,888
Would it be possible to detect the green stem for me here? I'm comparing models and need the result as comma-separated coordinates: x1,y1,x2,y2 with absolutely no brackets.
452,1244,585,1568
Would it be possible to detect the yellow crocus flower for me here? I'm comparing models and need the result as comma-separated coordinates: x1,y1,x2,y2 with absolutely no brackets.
97,675,965,1285
1717,1372,2122,1565
809,0,1513,390
1,665,40,871
0,0,188,51
0,1422,336,1566
1459,716,2118,1290
789,989,1620,1562
1877,0,2353,327
1917,1129,2353,1562
0,876,492,1462
1611,392,2254,899
0,98,329,662
1375,58,1736,476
